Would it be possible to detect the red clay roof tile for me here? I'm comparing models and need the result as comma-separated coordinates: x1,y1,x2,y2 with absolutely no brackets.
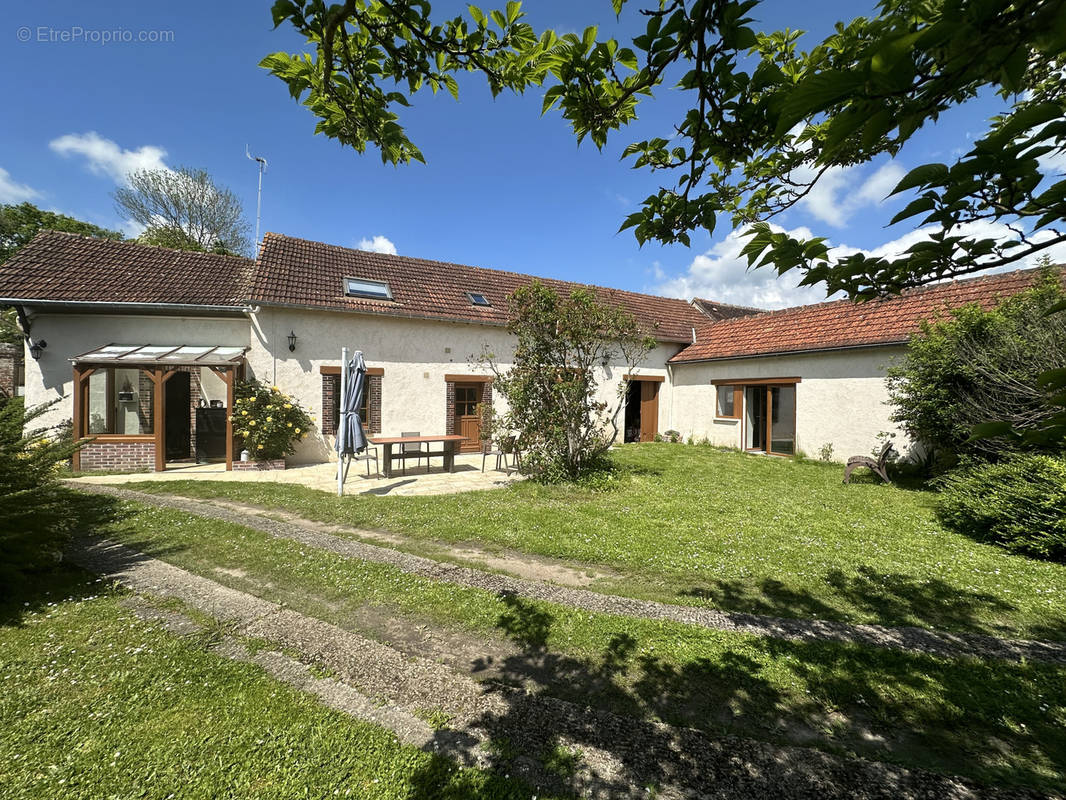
670,267,1061,363
250,233,709,342
0,230,254,306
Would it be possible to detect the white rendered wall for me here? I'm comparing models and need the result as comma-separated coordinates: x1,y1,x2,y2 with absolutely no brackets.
247,306,682,464
21,312,249,431
668,347,910,460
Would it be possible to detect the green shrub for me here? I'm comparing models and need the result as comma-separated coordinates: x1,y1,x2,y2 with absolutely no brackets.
231,381,314,460
937,454,1066,560
887,268,1066,464
0,398,115,596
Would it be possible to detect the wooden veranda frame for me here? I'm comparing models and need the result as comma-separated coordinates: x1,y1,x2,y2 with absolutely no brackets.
71,355,243,472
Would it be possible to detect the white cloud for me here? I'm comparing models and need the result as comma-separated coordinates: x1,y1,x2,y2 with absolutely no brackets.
0,167,41,204
358,235,397,255
657,220,1066,310
795,161,907,228
49,132,168,184
655,225,839,309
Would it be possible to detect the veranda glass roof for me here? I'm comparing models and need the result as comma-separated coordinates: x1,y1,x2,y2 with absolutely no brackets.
71,343,247,367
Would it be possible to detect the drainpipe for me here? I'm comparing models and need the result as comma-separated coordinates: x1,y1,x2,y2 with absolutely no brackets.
666,361,675,433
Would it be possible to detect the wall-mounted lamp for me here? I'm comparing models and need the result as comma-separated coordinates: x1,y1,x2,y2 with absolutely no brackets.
28,339,47,360
287,330,298,352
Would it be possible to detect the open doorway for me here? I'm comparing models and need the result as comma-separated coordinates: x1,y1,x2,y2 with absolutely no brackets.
623,380,660,442
164,371,191,461
744,384,796,455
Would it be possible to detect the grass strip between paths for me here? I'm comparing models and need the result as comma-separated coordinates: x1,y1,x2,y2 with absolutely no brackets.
97,498,1066,794
0,567,561,800
114,444,1066,641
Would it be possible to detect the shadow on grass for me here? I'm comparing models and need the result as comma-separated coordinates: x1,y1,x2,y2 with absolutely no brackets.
0,489,127,627
678,564,1066,640
409,593,1066,798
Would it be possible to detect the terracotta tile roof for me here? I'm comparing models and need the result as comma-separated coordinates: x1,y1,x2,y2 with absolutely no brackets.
691,298,765,321
250,233,709,342
670,266,1061,363
0,230,255,307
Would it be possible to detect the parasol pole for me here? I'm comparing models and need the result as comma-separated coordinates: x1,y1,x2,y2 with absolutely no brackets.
337,346,348,496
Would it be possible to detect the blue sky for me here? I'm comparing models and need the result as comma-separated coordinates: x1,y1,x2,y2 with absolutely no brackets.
1,0,1038,308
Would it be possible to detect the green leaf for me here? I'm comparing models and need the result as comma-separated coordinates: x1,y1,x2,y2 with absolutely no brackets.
467,5,486,26
890,195,937,225
889,163,949,196
776,70,866,134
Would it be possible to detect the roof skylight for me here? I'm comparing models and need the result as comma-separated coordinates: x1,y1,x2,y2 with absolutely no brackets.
344,277,393,300
467,292,491,307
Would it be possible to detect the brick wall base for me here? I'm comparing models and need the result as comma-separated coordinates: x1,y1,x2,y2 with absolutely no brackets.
79,441,155,472
232,458,286,471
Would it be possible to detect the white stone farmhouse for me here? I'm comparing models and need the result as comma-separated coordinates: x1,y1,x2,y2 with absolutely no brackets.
0,230,1049,471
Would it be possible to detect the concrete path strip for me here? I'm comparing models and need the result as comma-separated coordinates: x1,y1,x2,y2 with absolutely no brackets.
74,483,1066,665
72,537,1051,800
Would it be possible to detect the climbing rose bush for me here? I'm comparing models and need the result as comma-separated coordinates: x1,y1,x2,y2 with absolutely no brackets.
231,381,314,460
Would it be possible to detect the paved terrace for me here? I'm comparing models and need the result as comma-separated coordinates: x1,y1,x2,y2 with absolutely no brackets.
68,453,522,496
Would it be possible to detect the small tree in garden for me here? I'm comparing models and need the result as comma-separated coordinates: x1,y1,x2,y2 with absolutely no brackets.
0,398,102,595
482,282,654,482
886,268,1066,464
231,381,314,460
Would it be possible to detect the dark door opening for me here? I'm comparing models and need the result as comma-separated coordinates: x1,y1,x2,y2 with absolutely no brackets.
624,380,660,442
624,381,641,442
164,371,191,461
745,385,767,451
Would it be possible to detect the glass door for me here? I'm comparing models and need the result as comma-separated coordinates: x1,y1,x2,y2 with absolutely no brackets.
744,385,766,450
744,384,796,455
768,385,796,455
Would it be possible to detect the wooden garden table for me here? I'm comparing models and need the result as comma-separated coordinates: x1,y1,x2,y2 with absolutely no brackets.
368,434,468,478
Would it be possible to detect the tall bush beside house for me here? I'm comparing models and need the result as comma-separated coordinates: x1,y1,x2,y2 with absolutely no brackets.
886,267,1066,466
231,382,313,461
937,455,1066,561
482,281,654,483
0,398,89,596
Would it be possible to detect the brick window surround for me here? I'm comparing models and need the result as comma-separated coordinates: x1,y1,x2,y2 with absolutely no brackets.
320,367,382,435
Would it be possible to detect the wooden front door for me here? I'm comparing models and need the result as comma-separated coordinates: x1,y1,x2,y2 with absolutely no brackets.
639,380,659,442
454,383,481,452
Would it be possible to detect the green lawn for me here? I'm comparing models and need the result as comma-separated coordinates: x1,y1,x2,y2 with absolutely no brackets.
0,568,557,800
94,499,1066,792
124,443,1066,640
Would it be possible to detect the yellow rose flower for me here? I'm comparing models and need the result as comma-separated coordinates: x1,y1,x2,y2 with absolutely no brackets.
249,420,256,427
294,428,301,434
266,416,273,422
271,385,280,392
286,422,292,428
257,444,264,450
241,410,248,416
284,403,291,409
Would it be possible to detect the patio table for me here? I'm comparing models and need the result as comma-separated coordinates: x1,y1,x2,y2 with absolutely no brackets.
369,434,468,478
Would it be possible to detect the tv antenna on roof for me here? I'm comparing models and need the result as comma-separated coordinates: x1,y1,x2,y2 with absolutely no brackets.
246,146,268,251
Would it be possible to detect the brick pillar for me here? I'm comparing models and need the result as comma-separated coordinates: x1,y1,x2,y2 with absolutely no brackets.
445,381,456,435
367,374,382,433
0,342,21,399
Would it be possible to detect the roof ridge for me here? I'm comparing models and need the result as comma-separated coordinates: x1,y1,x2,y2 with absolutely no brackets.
260,231,696,308
31,229,256,265
690,263,1064,333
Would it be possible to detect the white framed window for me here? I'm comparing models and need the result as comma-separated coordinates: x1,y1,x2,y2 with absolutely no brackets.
344,277,393,300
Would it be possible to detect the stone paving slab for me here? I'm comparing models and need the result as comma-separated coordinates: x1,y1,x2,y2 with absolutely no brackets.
75,483,1066,665
73,536,1053,800
67,453,522,496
